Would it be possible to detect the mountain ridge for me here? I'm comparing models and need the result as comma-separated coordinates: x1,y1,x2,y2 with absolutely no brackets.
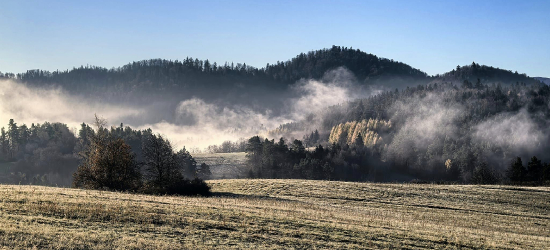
1,46,539,88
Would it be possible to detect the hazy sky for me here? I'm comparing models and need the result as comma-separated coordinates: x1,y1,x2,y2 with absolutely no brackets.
1,0,548,77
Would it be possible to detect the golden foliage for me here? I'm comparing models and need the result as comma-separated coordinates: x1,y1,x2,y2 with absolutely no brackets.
329,118,391,147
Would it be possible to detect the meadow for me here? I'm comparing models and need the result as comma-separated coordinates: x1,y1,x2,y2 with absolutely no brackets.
193,152,247,179
0,179,548,249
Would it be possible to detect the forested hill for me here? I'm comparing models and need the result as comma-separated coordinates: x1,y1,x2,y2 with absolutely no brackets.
4,46,429,90
259,81,550,183
263,46,428,83
0,46,542,106
433,62,541,86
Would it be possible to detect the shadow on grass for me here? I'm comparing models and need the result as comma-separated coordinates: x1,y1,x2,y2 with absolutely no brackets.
479,186,550,193
212,192,297,203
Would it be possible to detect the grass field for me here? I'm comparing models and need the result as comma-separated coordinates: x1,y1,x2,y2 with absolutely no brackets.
0,179,548,249
193,152,247,179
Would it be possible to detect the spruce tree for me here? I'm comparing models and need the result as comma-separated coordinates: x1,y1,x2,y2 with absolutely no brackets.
507,157,526,183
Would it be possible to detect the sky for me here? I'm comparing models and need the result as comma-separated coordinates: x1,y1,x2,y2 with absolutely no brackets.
1,0,549,77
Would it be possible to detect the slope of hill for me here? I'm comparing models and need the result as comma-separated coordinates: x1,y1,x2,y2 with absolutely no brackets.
535,77,550,85
1,47,542,104
1,180,548,249
0,46,432,117
263,45,429,84
0,46,427,100
193,152,247,179
9,46,429,89
434,62,541,85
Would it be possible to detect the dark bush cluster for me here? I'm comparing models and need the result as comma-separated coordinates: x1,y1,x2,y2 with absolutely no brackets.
73,116,211,196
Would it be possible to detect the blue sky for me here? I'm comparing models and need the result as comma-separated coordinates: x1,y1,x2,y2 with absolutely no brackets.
1,0,549,77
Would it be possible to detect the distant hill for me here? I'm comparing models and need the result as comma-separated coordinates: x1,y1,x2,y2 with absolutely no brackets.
2,46,542,96
433,62,541,86
6,45,429,88
0,46,542,107
263,45,429,85
535,77,550,85
0,46,432,107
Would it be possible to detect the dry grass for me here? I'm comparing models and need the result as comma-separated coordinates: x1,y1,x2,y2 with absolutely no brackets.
194,152,247,179
0,179,548,249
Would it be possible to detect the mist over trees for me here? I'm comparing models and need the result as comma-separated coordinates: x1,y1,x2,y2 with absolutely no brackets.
4,46,537,123
0,117,211,192
0,120,78,185
243,80,550,185
1,46,548,185
73,117,210,195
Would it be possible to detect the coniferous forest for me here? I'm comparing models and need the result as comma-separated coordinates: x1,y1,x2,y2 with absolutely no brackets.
0,46,549,188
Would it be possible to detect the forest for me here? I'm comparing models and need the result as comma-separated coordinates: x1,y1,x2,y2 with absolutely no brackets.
236,77,550,185
0,46,548,186
0,117,211,194
1,46,538,117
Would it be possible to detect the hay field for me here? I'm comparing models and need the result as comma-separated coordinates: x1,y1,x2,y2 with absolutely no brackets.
0,179,548,249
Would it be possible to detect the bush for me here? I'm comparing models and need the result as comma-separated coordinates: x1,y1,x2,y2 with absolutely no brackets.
141,177,211,196
169,178,211,196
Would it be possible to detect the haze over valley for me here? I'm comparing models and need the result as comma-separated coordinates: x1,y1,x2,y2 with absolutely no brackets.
1,1,549,249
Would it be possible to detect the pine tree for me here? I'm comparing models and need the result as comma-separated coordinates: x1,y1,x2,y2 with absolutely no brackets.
0,128,7,159
471,162,498,184
7,119,19,159
507,157,526,183
245,136,263,175
175,147,197,179
526,156,543,183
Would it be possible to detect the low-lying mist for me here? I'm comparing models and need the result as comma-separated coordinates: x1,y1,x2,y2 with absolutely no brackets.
0,67,383,150
381,85,550,176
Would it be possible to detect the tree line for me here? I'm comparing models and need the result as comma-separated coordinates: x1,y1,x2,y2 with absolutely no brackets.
244,136,384,181
2,47,539,102
0,117,211,195
243,135,550,185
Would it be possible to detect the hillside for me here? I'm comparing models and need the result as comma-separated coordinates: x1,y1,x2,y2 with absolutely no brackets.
8,46,429,89
0,179,548,249
0,46,429,106
3,47,541,99
434,62,540,85
263,46,428,84
0,46,434,120
535,77,550,85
